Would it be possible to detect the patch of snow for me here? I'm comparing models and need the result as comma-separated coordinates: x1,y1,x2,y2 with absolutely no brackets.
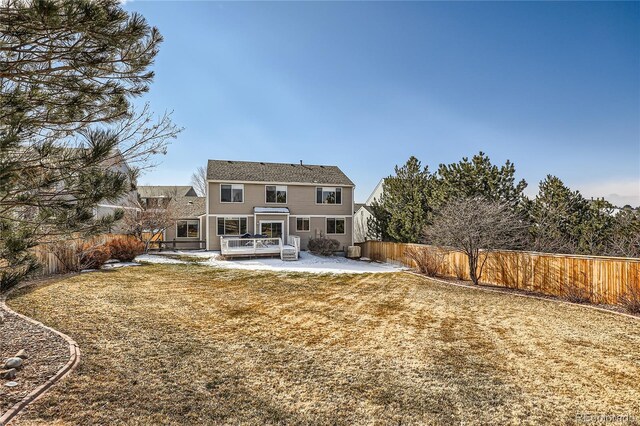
135,251,405,274
102,262,141,269
135,254,188,264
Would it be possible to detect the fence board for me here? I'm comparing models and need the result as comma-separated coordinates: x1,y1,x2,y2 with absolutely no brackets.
32,234,136,276
358,241,640,305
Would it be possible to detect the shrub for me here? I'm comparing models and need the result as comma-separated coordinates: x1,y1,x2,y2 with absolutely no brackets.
77,243,111,270
561,281,592,304
107,238,145,262
308,238,340,256
453,262,466,280
404,246,446,277
618,281,640,314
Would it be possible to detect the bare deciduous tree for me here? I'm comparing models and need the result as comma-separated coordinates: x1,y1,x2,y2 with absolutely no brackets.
424,197,528,285
190,166,207,197
121,190,182,252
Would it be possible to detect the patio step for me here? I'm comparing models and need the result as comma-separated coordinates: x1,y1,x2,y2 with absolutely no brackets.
281,249,298,261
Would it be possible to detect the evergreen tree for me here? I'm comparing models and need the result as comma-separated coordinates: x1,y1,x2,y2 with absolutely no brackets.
373,157,436,243
579,198,615,255
366,198,392,241
527,175,589,253
435,152,527,209
0,0,180,289
608,207,640,258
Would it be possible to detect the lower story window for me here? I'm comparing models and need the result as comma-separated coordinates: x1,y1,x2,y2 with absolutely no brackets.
296,217,310,232
326,218,345,234
217,217,248,235
177,220,199,238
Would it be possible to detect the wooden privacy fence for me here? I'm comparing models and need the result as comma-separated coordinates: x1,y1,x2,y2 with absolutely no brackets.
358,240,640,305
32,234,136,276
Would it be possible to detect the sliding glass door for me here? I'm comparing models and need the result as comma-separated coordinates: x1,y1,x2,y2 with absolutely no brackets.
260,221,283,239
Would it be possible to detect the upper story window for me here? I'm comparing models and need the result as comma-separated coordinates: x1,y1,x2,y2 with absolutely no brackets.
266,185,287,203
220,184,243,203
316,187,342,205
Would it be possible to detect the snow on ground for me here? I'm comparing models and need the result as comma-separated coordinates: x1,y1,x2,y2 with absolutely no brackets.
102,261,141,269
135,251,405,274
135,254,187,264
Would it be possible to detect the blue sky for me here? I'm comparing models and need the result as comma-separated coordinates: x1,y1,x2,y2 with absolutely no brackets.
125,1,640,206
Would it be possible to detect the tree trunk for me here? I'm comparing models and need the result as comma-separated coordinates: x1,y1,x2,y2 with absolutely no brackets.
468,253,479,285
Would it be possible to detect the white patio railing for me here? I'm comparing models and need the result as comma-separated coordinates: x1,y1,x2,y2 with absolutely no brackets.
220,235,301,259
220,236,282,256
287,236,301,254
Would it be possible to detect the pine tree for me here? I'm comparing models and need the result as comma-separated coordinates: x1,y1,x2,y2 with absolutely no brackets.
372,157,436,243
0,0,180,289
579,198,615,255
608,207,640,258
527,175,589,253
366,198,392,241
435,152,527,209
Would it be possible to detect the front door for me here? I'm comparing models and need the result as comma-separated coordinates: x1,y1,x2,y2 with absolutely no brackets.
260,221,283,239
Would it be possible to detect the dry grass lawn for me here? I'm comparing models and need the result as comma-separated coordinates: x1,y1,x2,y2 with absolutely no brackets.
7,264,640,425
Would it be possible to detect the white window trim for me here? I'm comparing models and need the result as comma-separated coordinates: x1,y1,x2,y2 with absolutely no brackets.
315,187,343,205
295,216,311,232
176,219,200,239
259,220,285,239
219,183,244,203
265,185,288,204
326,217,346,235
216,216,248,236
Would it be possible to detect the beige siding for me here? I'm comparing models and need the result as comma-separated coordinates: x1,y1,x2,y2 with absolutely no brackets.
208,183,353,216
165,218,203,249
207,181,354,251
289,216,352,251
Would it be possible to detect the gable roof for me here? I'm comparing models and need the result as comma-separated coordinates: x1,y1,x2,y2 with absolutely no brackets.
137,186,197,198
207,160,354,186
365,178,385,205
169,196,206,218
355,203,373,214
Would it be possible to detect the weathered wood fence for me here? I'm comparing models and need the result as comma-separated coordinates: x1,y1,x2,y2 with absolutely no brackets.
358,241,640,305
32,234,136,276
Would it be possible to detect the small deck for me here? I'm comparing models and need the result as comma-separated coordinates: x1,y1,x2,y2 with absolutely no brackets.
220,236,300,260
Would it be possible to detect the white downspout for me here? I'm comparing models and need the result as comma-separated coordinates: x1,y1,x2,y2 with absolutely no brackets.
206,179,210,251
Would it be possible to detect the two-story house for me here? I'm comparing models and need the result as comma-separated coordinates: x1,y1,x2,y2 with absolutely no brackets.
205,160,355,253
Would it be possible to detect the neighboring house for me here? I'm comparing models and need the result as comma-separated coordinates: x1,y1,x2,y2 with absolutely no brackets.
354,178,385,243
205,160,355,252
93,151,138,232
354,203,373,243
137,185,206,249
137,186,198,209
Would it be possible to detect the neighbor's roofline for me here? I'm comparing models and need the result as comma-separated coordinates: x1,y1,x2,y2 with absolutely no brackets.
207,159,345,168
206,179,354,187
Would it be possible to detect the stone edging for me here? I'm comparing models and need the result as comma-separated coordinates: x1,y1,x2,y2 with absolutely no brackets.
0,286,81,426
407,271,640,321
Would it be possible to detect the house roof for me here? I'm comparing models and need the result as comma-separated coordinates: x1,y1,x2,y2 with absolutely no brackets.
254,207,290,214
355,203,373,214
137,186,197,198
207,160,354,186
169,196,206,218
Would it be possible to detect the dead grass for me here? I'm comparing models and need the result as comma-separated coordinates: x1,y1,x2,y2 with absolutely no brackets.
6,265,640,425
